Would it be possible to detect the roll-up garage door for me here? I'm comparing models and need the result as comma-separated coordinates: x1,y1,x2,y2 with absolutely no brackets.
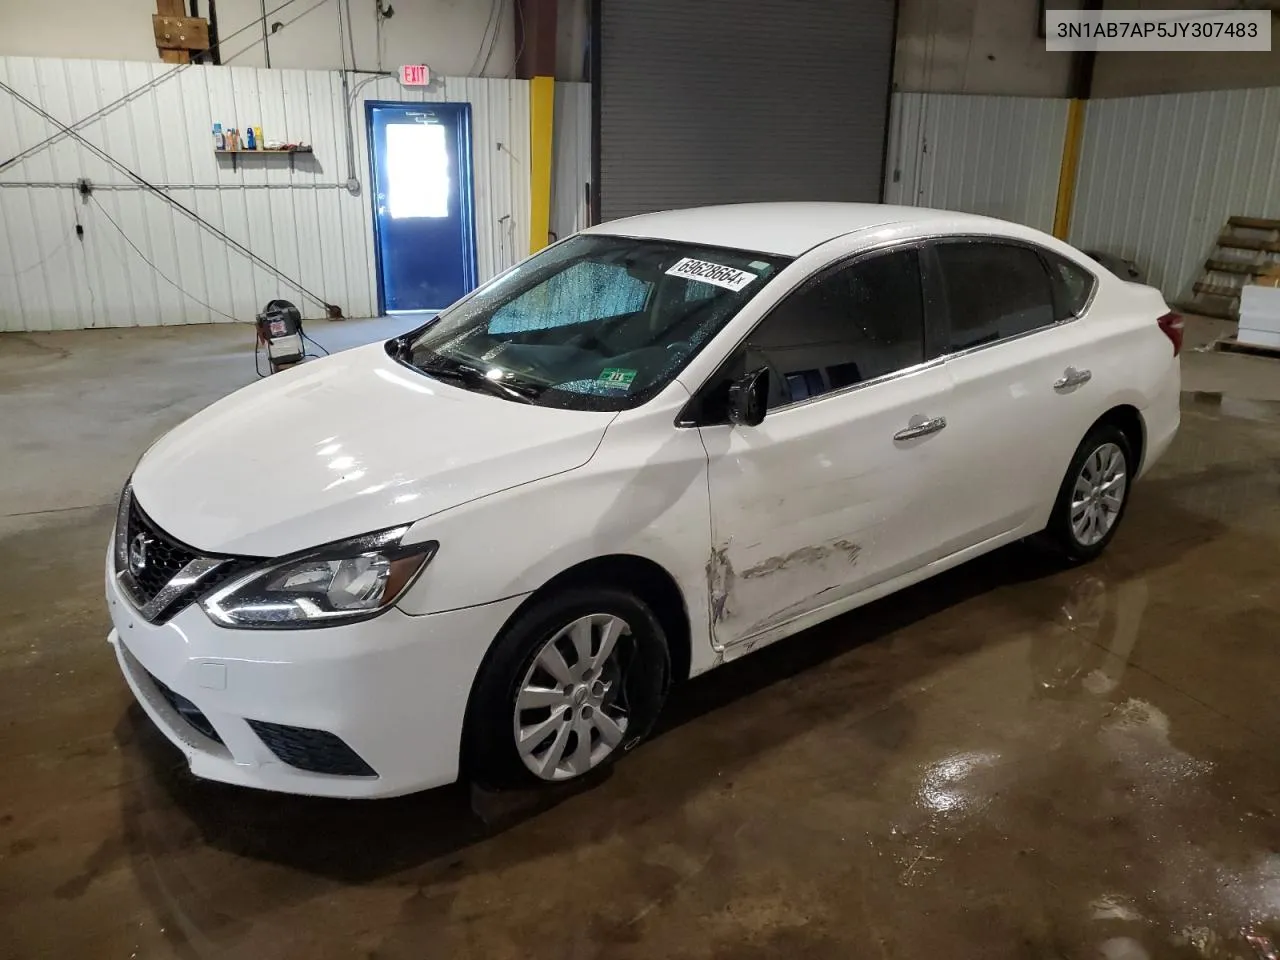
596,0,897,223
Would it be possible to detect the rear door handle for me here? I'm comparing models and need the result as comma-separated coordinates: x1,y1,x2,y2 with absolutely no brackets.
1054,367,1092,390
894,415,947,441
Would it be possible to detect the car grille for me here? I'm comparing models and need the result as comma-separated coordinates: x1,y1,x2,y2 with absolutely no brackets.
124,496,198,605
116,488,259,624
246,720,378,777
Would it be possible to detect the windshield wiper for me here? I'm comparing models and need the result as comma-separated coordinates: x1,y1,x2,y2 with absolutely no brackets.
416,355,540,404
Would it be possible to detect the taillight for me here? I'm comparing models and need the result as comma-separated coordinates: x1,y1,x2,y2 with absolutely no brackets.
1157,311,1183,356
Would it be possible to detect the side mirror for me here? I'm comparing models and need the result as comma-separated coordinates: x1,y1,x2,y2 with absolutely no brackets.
728,366,770,427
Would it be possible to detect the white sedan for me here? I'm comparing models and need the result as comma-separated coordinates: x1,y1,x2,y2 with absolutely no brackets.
105,203,1181,797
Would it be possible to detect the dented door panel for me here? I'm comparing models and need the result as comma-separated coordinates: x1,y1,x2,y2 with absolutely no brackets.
699,364,954,649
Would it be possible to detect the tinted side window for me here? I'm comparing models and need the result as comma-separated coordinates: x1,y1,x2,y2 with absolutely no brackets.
743,249,925,407
1045,253,1096,320
934,242,1056,351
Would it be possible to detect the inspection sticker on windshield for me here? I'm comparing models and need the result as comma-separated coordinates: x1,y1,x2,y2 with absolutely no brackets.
597,368,637,389
665,257,756,292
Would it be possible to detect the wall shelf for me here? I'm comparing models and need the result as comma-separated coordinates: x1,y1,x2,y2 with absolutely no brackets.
215,146,313,172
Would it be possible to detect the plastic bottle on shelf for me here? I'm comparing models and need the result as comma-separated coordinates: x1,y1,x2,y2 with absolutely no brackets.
213,122,224,150
245,126,256,150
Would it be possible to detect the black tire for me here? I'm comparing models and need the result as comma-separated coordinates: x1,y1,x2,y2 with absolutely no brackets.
464,586,670,789
1046,423,1134,563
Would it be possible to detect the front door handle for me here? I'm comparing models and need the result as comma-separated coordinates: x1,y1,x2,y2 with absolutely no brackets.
894,415,947,441
1054,367,1093,390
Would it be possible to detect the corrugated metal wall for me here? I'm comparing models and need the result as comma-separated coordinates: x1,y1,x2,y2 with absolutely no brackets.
0,56,534,331
884,92,1069,234
1070,87,1280,303
550,81,590,242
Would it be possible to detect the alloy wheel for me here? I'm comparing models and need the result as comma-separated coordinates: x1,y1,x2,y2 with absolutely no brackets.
1070,442,1127,547
512,614,631,781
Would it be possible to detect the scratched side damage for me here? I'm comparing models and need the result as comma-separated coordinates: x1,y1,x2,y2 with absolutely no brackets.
740,538,861,580
716,536,865,642
706,543,735,625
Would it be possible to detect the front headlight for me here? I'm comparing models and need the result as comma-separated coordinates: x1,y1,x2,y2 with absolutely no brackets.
201,526,438,629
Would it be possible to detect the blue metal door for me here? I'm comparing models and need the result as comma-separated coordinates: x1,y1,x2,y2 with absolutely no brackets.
367,101,479,313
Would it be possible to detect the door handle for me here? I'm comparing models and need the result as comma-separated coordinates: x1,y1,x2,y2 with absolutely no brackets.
1054,367,1093,390
894,415,947,441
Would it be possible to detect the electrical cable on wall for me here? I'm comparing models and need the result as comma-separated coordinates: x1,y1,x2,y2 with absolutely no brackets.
343,0,359,72
0,224,78,277
341,69,395,193
88,194,240,322
336,0,350,73
335,0,360,190
0,0,305,174
506,0,525,79
0,79,339,316
470,0,503,76
374,0,393,72
481,3,507,76
223,0,332,63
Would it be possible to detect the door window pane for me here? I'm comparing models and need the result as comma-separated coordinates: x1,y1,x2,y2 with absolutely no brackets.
935,242,1056,350
744,249,925,407
386,122,449,219
1045,253,1097,320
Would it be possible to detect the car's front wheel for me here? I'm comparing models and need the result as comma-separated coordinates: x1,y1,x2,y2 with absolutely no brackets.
465,586,670,788
1046,424,1134,562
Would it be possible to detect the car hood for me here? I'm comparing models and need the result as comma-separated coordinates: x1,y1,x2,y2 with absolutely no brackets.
131,343,615,556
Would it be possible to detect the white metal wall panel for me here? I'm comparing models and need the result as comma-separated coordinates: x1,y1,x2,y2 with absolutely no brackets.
551,81,590,242
1070,87,1280,303
884,92,1069,234
0,56,537,331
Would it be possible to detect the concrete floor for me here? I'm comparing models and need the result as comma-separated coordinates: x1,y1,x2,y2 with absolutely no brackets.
3,319,1280,959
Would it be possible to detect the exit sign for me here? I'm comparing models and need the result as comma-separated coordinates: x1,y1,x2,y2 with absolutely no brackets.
399,64,430,86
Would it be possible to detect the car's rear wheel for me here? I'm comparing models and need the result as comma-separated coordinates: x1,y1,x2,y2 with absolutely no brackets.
1046,424,1134,562
465,587,670,789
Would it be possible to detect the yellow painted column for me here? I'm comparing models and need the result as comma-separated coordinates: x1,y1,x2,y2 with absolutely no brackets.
529,75,555,254
1053,98,1086,241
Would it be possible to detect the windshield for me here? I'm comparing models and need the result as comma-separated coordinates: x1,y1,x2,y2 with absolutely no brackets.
396,234,791,410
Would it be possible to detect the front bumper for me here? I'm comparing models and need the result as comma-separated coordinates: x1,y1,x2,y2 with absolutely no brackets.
106,550,525,798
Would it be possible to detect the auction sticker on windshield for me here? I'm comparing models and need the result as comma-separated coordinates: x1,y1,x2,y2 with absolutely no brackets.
597,368,637,388
665,258,757,292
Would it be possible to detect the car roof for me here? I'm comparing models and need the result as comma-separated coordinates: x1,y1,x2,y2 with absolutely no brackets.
581,202,1018,257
